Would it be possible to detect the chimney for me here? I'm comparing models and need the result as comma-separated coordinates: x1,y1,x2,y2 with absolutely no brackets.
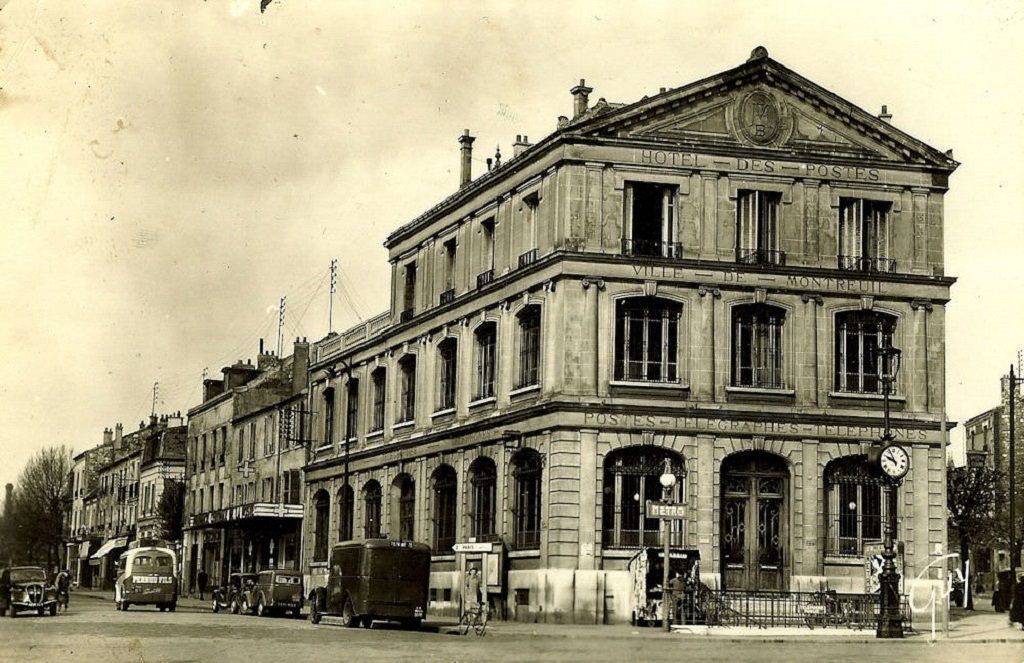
571,79,593,119
292,337,310,394
103,427,113,445
458,129,475,188
879,105,892,123
512,134,531,158
114,423,123,454
203,378,225,401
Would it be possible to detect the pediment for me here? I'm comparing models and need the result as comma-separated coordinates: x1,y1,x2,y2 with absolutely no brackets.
575,54,956,169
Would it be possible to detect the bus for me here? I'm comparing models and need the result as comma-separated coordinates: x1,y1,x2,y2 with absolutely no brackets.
114,540,178,612
309,539,430,629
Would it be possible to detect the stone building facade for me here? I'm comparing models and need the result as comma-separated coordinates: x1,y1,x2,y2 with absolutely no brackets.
302,47,956,624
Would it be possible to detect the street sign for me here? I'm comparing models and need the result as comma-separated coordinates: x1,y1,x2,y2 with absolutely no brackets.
453,542,493,553
646,500,687,519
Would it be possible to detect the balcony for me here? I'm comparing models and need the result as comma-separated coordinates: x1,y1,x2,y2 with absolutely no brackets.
518,249,538,268
399,308,414,323
476,269,494,288
736,247,786,267
439,289,456,305
621,238,683,259
838,255,896,274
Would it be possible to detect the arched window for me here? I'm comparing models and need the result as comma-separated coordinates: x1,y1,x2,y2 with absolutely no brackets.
390,475,416,541
475,323,497,400
312,489,330,561
432,465,457,552
516,305,542,388
601,447,684,549
825,455,888,557
469,457,497,540
337,485,354,542
732,303,786,389
511,449,542,549
363,480,382,539
835,311,896,394
398,355,417,423
614,297,682,383
437,338,458,411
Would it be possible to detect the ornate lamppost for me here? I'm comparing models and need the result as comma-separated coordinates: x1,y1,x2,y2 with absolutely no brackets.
874,332,907,639
658,457,687,633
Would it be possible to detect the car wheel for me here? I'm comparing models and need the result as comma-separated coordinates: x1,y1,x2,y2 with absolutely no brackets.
168,603,176,612
123,602,130,611
230,599,239,614
241,598,251,614
256,599,265,617
360,616,372,629
49,604,57,616
341,597,358,628
159,605,166,612
212,600,220,613
309,596,322,625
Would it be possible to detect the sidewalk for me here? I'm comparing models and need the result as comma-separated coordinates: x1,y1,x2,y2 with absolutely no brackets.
70,589,1024,643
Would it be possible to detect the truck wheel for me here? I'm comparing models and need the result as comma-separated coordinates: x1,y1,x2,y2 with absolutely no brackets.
309,596,322,625
402,618,422,630
341,598,358,628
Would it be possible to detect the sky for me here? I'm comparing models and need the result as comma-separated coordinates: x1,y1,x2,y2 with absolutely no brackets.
0,0,1022,498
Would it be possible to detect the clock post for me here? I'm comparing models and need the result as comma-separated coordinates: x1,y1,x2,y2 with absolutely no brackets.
875,331,905,639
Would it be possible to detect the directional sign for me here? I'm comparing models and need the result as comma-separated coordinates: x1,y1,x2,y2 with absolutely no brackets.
453,542,493,553
646,500,687,519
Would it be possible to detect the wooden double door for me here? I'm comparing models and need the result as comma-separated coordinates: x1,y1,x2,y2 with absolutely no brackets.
720,452,788,591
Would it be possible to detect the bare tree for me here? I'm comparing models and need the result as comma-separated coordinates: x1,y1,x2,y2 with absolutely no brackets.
10,445,73,568
156,479,185,543
948,463,1000,610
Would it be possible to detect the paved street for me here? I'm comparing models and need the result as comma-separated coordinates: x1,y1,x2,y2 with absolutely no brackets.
0,592,1021,663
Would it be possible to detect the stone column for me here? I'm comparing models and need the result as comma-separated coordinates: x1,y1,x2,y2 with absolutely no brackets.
696,285,720,400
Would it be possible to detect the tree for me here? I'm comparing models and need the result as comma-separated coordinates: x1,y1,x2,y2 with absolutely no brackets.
156,479,185,543
947,463,1000,610
9,445,73,569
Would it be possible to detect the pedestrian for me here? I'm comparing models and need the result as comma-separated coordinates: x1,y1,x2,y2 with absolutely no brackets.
198,569,209,601
55,569,70,612
1009,574,1024,630
463,567,483,622
668,571,687,625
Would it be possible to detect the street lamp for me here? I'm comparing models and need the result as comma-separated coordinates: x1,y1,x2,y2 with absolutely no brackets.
659,457,683,633
1006,365,1023,580
875,332,905,639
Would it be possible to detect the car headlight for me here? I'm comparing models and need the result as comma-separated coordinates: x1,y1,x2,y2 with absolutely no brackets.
12,589,26,601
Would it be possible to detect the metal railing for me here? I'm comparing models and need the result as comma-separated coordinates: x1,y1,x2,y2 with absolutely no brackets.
476,269,494,288
518,249,538,268
679,589,911,630
838,255,896,273
399,308,414,323
621,238,683,259
736,248,786,267
439,289,456,305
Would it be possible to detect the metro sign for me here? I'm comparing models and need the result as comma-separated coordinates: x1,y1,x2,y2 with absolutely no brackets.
646,500,687,519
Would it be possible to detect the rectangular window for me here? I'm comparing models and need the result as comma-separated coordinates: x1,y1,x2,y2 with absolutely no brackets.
839,199,893,272
623,182,677,258
345,379,360,440
399,356,417,423
517,307,541,388
732,304,785,389
736,190,783,266
614,298,681,382
248,422,256,459
402,261,417,320
477,218,495,287
441,238,457,304
236,428,244,464
475,324,497,400
371,369,386,432
323,388,336,446
438,339,458,411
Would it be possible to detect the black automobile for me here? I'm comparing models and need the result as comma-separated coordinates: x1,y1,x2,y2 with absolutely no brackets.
0,567,60,618
248,570,303,617
211,572,257,614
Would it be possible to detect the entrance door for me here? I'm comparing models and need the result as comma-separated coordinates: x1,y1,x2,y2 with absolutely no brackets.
721,452,787,591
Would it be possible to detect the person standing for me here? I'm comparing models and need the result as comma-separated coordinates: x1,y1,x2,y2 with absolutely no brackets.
55,569,70,612
463,567,483,620
197,569,209,601
1010,574,1024,630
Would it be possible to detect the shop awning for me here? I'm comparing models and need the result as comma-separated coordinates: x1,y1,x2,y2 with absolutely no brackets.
78,542,91,559
90,537,127,559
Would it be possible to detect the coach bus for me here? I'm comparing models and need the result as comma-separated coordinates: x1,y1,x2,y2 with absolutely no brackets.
114,540,178,612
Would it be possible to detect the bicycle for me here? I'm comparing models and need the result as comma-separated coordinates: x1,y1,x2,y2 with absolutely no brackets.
458,604,488,636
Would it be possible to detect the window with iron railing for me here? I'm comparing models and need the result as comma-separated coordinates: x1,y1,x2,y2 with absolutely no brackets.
337,484,353,541
398,355,417,423
370,368,386,433
834,311,896,395
364,480,382,538
601,447,685,549
624,182,677,259
470,457,497,540
511,449,542,549
437,338,458,411
732,303,786,389
614,297,681,383
475,322,497,400
432,465,457,553
517,305,541,388
736,190,784,266
838,199,893,274
825,456,889,557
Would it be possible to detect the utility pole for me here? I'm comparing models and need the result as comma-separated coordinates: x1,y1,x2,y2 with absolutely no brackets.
329,259,337,334
1010,364,1020,578
277,296,286,357
151,382,159,417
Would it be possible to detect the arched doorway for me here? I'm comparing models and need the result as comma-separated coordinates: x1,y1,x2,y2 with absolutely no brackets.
720,451,788,591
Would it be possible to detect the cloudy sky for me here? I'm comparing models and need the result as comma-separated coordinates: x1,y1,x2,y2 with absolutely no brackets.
0,0,1021,495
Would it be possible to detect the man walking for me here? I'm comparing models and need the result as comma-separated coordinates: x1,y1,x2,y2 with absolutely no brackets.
198,569,209,601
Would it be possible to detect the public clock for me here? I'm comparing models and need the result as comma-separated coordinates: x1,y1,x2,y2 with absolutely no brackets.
879,444,910,479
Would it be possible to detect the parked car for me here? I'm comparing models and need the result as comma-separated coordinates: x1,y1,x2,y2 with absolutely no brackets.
248,570,303,617
309,539,430,629
0,567,59,618
211,573,257,614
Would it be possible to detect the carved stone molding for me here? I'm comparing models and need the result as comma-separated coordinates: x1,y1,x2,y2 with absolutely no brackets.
698,284,722,298
542,279,556,293
643,280,658,298
581,277,606,290
910,298,934,312
860,296,875,311
753,288,767,305
800,293,823,305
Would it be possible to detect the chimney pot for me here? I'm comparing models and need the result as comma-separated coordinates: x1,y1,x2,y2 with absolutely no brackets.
879,105,892,123
570,78,594,119
458,129,476,189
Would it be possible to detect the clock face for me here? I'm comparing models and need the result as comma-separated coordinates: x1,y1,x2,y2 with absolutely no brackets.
880,445,909,478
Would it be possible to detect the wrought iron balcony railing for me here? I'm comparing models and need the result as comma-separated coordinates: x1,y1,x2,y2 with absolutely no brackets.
621,238,683,259
837,255,896,273
476,269,494,288
518,249,538,268
439,289,456,305
399,308,414,323
736,247,786,266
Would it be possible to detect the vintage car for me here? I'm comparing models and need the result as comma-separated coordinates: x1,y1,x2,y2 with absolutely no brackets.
211,572,257,614
247,570,303,617
0,566,60,618
114,543,178,612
